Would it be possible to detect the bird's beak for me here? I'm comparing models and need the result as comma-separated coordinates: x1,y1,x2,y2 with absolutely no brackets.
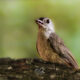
35,19,38,23
35,19,43,25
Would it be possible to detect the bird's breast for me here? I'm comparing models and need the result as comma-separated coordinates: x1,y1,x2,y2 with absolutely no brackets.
37,33,59,62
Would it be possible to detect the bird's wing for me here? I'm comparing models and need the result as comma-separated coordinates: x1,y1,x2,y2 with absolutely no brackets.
48,33,78,69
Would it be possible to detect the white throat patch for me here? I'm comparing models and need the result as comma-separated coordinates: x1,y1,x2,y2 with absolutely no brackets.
44,24,55,39
44,30,53,39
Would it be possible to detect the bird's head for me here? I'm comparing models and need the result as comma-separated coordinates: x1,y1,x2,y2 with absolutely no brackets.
35,17,55,38
35,17,55,32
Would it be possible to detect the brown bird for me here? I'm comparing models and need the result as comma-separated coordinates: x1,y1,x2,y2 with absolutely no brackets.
35,17,79,69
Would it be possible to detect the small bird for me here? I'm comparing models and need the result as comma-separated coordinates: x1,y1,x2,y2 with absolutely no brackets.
35,17,79,69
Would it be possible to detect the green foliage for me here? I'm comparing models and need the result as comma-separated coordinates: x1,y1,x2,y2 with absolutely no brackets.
0,0,80,65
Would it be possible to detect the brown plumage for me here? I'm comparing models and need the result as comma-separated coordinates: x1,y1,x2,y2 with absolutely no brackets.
35,17,79,69
48,33,78,69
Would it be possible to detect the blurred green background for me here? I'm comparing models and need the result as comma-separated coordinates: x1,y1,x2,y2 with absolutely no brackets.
0,0,80,65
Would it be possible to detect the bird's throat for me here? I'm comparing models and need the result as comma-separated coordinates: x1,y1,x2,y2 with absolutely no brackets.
43,30,54,39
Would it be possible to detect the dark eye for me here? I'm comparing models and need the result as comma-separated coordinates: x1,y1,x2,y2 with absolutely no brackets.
46,19,49,23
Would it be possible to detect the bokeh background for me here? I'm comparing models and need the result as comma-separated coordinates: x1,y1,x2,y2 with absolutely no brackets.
0,0,80,65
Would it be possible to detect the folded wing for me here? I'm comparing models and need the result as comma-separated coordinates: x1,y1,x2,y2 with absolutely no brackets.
48,33,78,69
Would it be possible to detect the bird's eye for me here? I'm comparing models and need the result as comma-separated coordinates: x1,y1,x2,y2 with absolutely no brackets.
46,19,49,23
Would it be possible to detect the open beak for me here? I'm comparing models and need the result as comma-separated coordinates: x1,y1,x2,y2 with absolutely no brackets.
35,19,43,25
